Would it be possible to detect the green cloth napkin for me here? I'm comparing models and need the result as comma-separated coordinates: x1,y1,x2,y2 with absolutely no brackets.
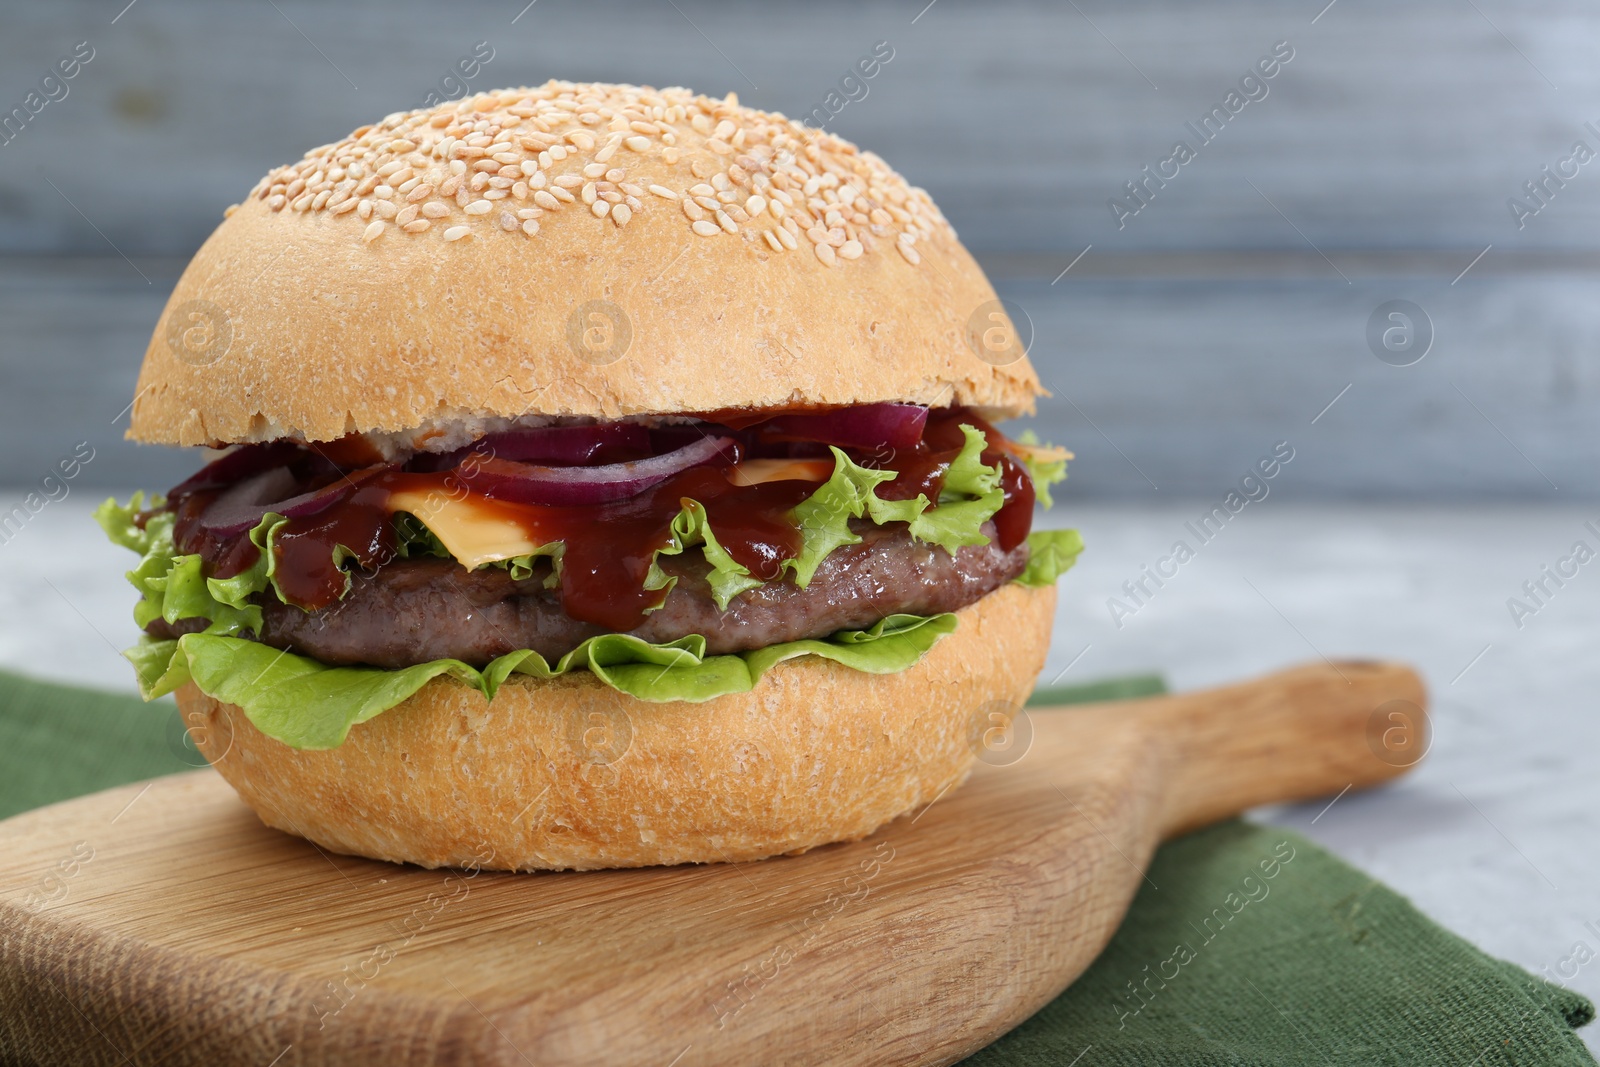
0,669,1592,1065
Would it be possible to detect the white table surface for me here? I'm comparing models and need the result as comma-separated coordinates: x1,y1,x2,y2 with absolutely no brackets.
5,495,1599,1050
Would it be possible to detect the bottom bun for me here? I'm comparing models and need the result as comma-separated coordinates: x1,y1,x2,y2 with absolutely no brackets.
181,582,1056,870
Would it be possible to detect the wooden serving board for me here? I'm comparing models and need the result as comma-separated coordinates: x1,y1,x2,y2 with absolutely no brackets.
0,660,1425,1067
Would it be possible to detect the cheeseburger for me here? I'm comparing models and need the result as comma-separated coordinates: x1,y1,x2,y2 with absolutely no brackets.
98,82,1081,870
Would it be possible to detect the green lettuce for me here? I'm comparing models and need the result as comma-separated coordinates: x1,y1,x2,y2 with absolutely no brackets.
1017,429,1070,510
130,612,957,749
1017,529,1085,587
94,495,269,639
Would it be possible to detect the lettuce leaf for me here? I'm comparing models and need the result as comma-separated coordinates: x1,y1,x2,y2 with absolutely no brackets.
1017,529,1084,587
658,500,766,609
1017,429,1070,510
905,424,1005,554
93,495,269,639
783,425,1009,586
147,612,957,749
785,447,903,587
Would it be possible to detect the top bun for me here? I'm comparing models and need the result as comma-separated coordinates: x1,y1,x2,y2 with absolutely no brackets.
129,82,1041,448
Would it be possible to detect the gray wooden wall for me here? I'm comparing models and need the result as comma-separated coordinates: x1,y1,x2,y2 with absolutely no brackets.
3,0,1597,498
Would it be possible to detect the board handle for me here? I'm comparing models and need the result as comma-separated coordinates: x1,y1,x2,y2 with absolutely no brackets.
1057,661,1428,839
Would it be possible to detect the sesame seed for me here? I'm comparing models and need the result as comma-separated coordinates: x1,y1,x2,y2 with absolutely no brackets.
363,220,386,243
521,218,540,236
443,225,472,242
238,83,952,263
691,220,720,237
815,242,837,267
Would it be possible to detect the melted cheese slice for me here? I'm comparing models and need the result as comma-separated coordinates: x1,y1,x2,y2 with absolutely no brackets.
726,458,833,486
386,489,545,569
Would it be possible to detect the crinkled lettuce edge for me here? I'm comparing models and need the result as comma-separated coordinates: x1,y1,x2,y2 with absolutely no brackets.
126,613,959,749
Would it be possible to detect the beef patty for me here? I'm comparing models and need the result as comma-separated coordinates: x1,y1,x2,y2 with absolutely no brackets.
147,522,1029,668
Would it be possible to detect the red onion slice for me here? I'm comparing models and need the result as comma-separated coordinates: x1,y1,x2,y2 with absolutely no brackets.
408,424,650,472
166,441,307,499
755,403,928,451
454,435,737,506
198,466,388,537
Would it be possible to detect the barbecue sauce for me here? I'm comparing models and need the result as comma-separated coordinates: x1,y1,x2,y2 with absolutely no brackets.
166,410,1040,630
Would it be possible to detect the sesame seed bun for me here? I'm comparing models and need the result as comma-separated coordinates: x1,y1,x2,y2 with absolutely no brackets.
179,582,1054,871
129,81,1042,448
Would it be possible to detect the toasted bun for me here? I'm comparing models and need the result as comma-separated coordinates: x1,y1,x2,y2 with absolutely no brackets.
130,81,1042,448
179,582,1054,870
